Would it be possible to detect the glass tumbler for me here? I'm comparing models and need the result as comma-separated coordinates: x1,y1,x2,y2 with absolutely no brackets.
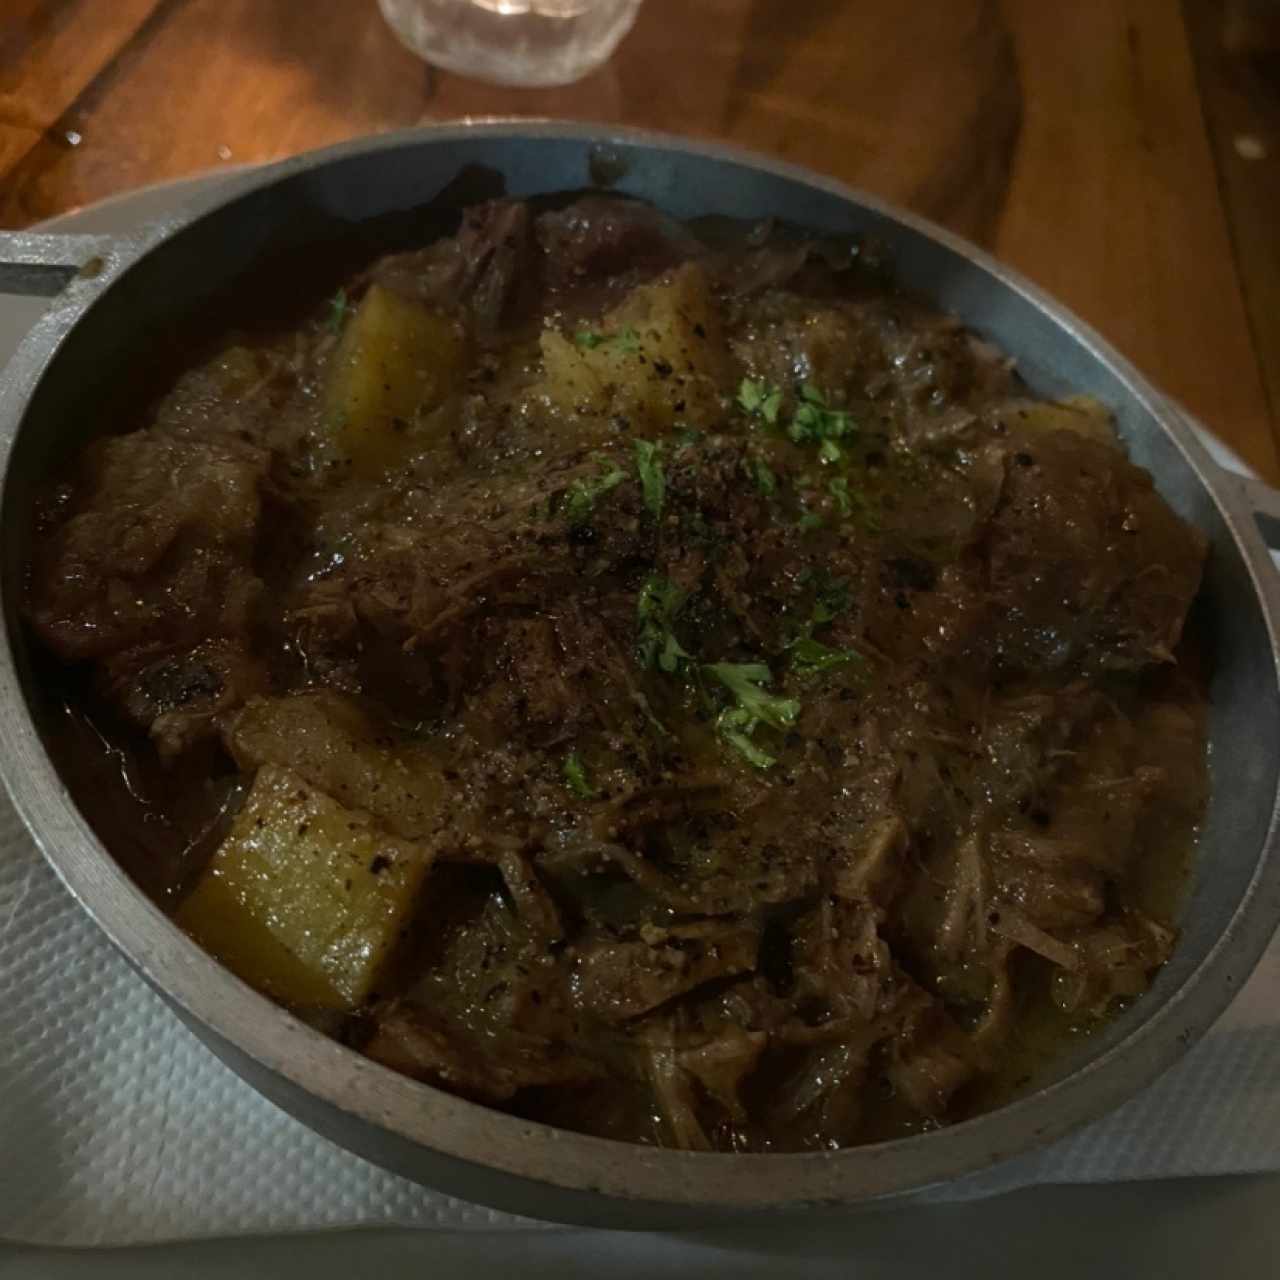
377,0,645,88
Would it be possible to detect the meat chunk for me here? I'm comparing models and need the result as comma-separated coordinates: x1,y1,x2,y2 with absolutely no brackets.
790,898,899,1025
886,1000,976,1118
1052,912,1177,1017
536,195,702,292
570,920,760,1022
642,1033,714,1151
831,814,909,907
983,428,1207,671
365,1004,601,1103
675,1027,767,1123
988,834,1107,931
102,638,268,758
371,199,536,339
771,1039,869,1140
29,430,267,661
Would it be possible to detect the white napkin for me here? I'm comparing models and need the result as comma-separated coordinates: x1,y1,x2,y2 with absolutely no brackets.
3,783,1280,1247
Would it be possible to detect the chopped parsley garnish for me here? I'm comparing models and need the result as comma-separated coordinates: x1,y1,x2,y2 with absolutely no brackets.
748,457,777,496
562,751,597,798
326,287,351,335
737,377,783,426
797,509,825,532
674,426,704,449
789,635,863,676
789,382,856,452
634,439,665,519
636,575,692,674
828,475,881,531
716,714,777,770
704,662,800,769
576,325,642,354
564,459,626,527
740,379,859,470
787,572,862,677
809,573,851,625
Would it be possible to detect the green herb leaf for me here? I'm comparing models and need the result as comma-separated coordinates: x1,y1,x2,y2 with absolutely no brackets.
563,751,597,798
717,708,778,769
614,326,642,354
797,510,825,532
326,287,351,335
704,662,800,731
748,457,778,496
634,439,666,519
737,377,783,426
788,383,855,450
809,574,851,625
575,326,641,354
674,426,704,449
826,476,880,531
636,575,692,674
705,661,800,769
737,378,764,413
564,460,627,527
789,635,863,676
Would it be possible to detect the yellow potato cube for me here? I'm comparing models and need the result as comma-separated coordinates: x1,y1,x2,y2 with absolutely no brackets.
1004,394,1118,447
178,764,432,1009
227,691,446,842
324,283,464,472
540,262,728,429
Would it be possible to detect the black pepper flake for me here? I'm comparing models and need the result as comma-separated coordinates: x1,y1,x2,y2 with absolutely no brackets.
369,854,392,875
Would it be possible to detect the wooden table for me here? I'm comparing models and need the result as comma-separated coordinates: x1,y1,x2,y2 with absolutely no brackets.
2,0,1277,477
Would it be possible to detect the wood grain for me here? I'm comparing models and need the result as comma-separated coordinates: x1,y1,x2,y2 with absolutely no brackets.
0,0,1275,477
0,0,165,177
722,0,1022,245
1184,0,1280,447
994,0,1276,476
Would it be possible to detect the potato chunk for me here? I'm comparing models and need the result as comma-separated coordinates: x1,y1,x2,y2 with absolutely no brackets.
178,765,432,1009
324,283,464,471
227,691,446,842
540,262,727,429
1000,394,1118,447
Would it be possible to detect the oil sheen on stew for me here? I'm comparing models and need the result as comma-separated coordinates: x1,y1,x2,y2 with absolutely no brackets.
26,195,1210,1152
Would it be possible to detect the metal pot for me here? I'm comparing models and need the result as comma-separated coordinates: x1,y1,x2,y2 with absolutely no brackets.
1,123,1278,1227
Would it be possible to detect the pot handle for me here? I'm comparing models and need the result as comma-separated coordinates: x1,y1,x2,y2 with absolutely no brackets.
0,231,121,298
1231,472,1280,553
